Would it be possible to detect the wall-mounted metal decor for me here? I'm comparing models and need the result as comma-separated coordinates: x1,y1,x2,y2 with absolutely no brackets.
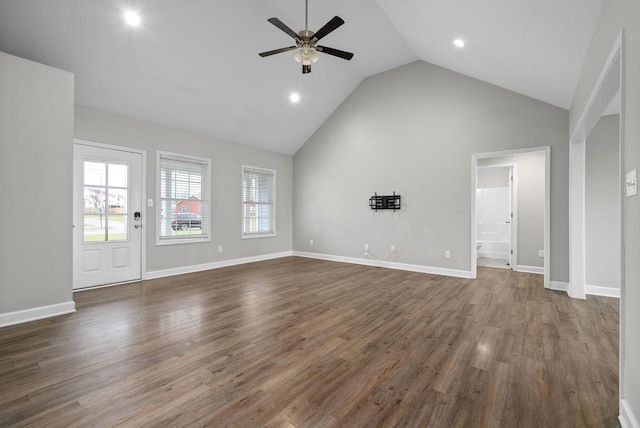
369,192,401,211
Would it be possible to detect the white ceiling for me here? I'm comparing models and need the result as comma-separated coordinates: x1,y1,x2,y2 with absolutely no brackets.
0,0,604,155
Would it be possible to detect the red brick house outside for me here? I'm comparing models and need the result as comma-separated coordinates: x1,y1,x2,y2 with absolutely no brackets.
176,196,202,214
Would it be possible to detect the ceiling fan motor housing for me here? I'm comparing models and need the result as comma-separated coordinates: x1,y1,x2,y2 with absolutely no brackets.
298,30,315,41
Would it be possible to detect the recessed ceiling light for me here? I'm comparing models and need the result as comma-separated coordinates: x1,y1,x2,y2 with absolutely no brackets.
454,39,465,48
290,92,300,103
124,10,141,27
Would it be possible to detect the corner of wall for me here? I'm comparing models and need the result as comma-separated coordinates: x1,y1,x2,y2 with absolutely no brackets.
0,302,76,329
620,398,640,428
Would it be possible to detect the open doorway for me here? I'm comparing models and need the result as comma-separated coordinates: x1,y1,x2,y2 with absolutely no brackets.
471,146,550,288
569,31,624,420
569,33,623,300
585,114,621,298
476,165,514,270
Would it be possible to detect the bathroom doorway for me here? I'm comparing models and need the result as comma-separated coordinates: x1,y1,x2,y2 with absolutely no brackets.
471,147,550,288
476,165,514,270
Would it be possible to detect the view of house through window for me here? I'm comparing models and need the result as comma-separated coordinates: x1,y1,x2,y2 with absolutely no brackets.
242,166,276,237
157,152,210,242
83,159,128,242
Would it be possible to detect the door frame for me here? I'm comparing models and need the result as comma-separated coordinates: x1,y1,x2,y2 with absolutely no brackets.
568,30,624,415
471,146,550,289
569,32,623,300
73,139,147,289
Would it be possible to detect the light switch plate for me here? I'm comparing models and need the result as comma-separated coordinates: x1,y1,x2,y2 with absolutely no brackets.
626,169,637,197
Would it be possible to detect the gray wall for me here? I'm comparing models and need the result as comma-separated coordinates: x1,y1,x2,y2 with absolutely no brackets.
293,61,569,280
570,0,640,420
0,52,74,315
585,114,620,291
74,105,293,274
478,152,546,269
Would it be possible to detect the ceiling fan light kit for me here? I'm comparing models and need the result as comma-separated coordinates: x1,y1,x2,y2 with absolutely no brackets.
294,45,318,66
258,0,353,74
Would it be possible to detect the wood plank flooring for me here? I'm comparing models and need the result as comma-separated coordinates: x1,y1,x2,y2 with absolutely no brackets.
0,257,620,427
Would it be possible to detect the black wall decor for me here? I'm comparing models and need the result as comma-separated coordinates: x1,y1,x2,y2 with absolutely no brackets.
369,192,401,211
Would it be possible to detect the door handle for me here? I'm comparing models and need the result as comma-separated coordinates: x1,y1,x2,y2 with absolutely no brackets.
505,221,511,224
134,224,142,229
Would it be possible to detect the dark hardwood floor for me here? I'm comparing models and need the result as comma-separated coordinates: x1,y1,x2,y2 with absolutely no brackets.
0,257,619,427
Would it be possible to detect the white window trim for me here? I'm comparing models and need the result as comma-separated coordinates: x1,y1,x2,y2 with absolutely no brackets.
156,151,211,246
242,165,276,239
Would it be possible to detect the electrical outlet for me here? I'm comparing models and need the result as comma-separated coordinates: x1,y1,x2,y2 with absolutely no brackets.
364,244,369,252
445,250,451,259
538,250,544,258
310,239,314,246
218,245,223,253
391,245,396,253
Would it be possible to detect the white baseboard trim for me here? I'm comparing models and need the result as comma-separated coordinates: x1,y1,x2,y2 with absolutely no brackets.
586,285,621,298
516,265,544,274
546,281,620,298
549,281,569,293
146,251,294,280
293,251,474,279
0,301,76,328
620,398,640,428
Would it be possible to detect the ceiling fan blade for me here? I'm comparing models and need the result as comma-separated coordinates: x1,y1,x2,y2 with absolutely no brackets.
313,16,345,41
259,46,298,57
267,17,300,40
316,45,354,60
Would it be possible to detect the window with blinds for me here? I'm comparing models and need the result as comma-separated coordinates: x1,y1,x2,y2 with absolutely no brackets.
242,165,276,238
157,151,211,243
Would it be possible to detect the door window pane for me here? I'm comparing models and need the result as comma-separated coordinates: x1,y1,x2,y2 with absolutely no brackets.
108,163,128,188
83,160,128,242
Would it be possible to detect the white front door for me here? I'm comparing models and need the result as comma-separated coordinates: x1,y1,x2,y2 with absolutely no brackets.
73,143,143,289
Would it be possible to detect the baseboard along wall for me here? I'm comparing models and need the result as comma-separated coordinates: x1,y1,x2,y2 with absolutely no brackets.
0,301,76,328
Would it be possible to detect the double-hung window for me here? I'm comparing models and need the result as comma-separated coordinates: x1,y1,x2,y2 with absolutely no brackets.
157,151,210,244
242,165,276,238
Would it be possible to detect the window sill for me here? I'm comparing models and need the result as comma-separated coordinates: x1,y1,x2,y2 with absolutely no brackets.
242,233,276,239
156,236,211,246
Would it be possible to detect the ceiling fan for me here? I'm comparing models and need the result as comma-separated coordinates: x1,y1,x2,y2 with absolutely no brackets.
258,0,354,74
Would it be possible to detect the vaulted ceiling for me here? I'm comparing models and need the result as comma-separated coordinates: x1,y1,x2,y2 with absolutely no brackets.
0,0,604,154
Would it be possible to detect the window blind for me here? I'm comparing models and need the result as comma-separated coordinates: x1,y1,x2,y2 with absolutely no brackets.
242,166,276,237
157,152,210,241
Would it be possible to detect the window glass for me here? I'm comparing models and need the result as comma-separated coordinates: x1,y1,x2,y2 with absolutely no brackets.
157,152,210,243
242,166,276,237
83,160,128,242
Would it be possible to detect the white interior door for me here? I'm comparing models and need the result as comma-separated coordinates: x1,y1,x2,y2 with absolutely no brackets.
476,164,515,268
73,144,143,289
508,166,515,269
